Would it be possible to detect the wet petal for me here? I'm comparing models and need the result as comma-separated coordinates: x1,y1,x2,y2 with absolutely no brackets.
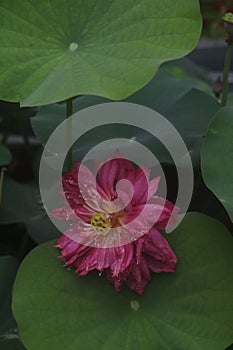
148,176,160,198
125,257,151,295
49,206,77,221
132,167,150,204
96,154,135,199
109,244,134,276
149,196,180,230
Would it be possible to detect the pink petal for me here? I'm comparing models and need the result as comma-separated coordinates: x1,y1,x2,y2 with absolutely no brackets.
143,227,178,271
106,270,124,293
49,206,77,221
109,244,134,276
96,155,135,199
132,167,150,204
96,159,119,199
62,162,107,212
125,257,151,295
123,203,166,238
149,197,180,230
136,236,145,264
148,176,160,198
145,255,177,273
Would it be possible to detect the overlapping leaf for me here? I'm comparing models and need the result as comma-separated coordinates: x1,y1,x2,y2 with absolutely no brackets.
0,176,60,242
31,69,220,168
202,106,233,221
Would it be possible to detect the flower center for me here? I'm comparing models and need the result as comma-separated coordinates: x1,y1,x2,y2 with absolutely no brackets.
90,212,111,236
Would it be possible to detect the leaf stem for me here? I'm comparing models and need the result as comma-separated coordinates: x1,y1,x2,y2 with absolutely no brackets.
221,42,233,107
0,167,6,207
66,98,73,170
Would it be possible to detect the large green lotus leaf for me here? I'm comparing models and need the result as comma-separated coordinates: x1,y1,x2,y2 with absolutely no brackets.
0,0,201,106
0,145,11,166
165,88,220,166
31,69,220,167
13,213,233,350
0,255,25,349
201,107,233,221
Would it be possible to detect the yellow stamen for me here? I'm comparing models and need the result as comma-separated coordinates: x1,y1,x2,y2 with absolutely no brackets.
90,212,111,236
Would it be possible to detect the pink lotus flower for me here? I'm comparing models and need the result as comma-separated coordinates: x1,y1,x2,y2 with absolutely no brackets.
50,154,179,294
